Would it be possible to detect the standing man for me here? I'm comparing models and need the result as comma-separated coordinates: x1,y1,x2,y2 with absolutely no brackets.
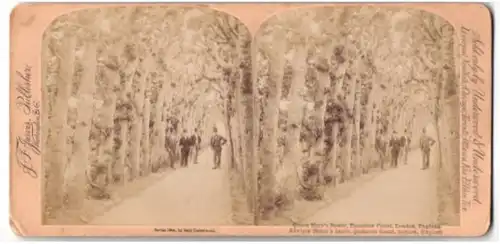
210,127,227,169
398,131,407,165
375,134,387,170
191,128,202,164
165,128,177,169
419,128,436,170
389,131,401,168
179,129,192,168
402,129,411,165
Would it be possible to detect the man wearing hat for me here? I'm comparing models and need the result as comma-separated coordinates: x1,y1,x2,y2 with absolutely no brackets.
210,126,227,169
419,128,436,170
191,128,202,164
401,129,411,165
389,131,401,168
179,129,193,167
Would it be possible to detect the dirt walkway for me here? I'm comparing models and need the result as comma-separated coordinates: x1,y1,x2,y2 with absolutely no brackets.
302,150,438,225
90,148,233,226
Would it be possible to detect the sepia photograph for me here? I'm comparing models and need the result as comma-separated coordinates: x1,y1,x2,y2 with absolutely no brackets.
41,6,254,226
12,3,488,236
254,6,460,226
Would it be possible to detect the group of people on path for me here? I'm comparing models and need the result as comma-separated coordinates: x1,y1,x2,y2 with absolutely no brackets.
178,128,202,168
173,127,228,170
388,130,412,169
382,128,436,170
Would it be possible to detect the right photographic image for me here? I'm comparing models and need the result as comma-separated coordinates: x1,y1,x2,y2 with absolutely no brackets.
253,6,460,226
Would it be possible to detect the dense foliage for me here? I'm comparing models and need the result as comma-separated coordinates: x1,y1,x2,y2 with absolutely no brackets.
42,6,254,222
254,7,459,224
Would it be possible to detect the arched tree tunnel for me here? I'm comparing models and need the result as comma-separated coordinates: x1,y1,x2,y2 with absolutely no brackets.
42,6,460,226
42,6,254,225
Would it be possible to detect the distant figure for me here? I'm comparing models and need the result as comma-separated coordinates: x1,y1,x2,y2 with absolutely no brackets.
191,128,202,164
165,128,177,169
389,131,402,168
210,127,227,169
179,129,192,168
375,136,387,169
401,129,411,165
419,128,436,170
398,134,407,165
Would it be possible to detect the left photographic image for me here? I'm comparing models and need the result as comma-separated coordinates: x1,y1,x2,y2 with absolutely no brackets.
41,6,254,226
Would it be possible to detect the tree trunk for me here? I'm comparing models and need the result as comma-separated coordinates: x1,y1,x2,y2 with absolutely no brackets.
365,82,377,171
441,94,460,223
116,59,139,184
259,39,285,218
230,114,241,171
45,36,76,215
224,95,236,169
280,46,307,202
148,25,181,171
328,46,350,183
329,123,340,183
98,67,121,184
344,61,357,181
232,38,249,197
437,28,460,224
130,56,152,179
433,51,446,172
373,105,383,167
433,101,443,168
233,44,244,174
235,66,245,176
64,42,97,209
313,68,328,185
444,36,461,223
243,39,257,224
353,78,362,176
142,80,152,175
117,121,129,182
309,43,335,187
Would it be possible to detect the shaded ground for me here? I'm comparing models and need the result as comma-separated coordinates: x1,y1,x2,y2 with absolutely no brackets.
90,148,233,226
44,167,173,225
301,150,438,225
262,167,384,225
229,170,255,225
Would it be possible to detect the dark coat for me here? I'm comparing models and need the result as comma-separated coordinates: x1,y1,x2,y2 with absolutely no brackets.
179,136,193,152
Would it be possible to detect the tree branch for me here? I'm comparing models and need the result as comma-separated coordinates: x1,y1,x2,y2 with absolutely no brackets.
199,43,233,70
415,47,438,70
210,82,224,96
207,24,230,44
213,16,235,45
